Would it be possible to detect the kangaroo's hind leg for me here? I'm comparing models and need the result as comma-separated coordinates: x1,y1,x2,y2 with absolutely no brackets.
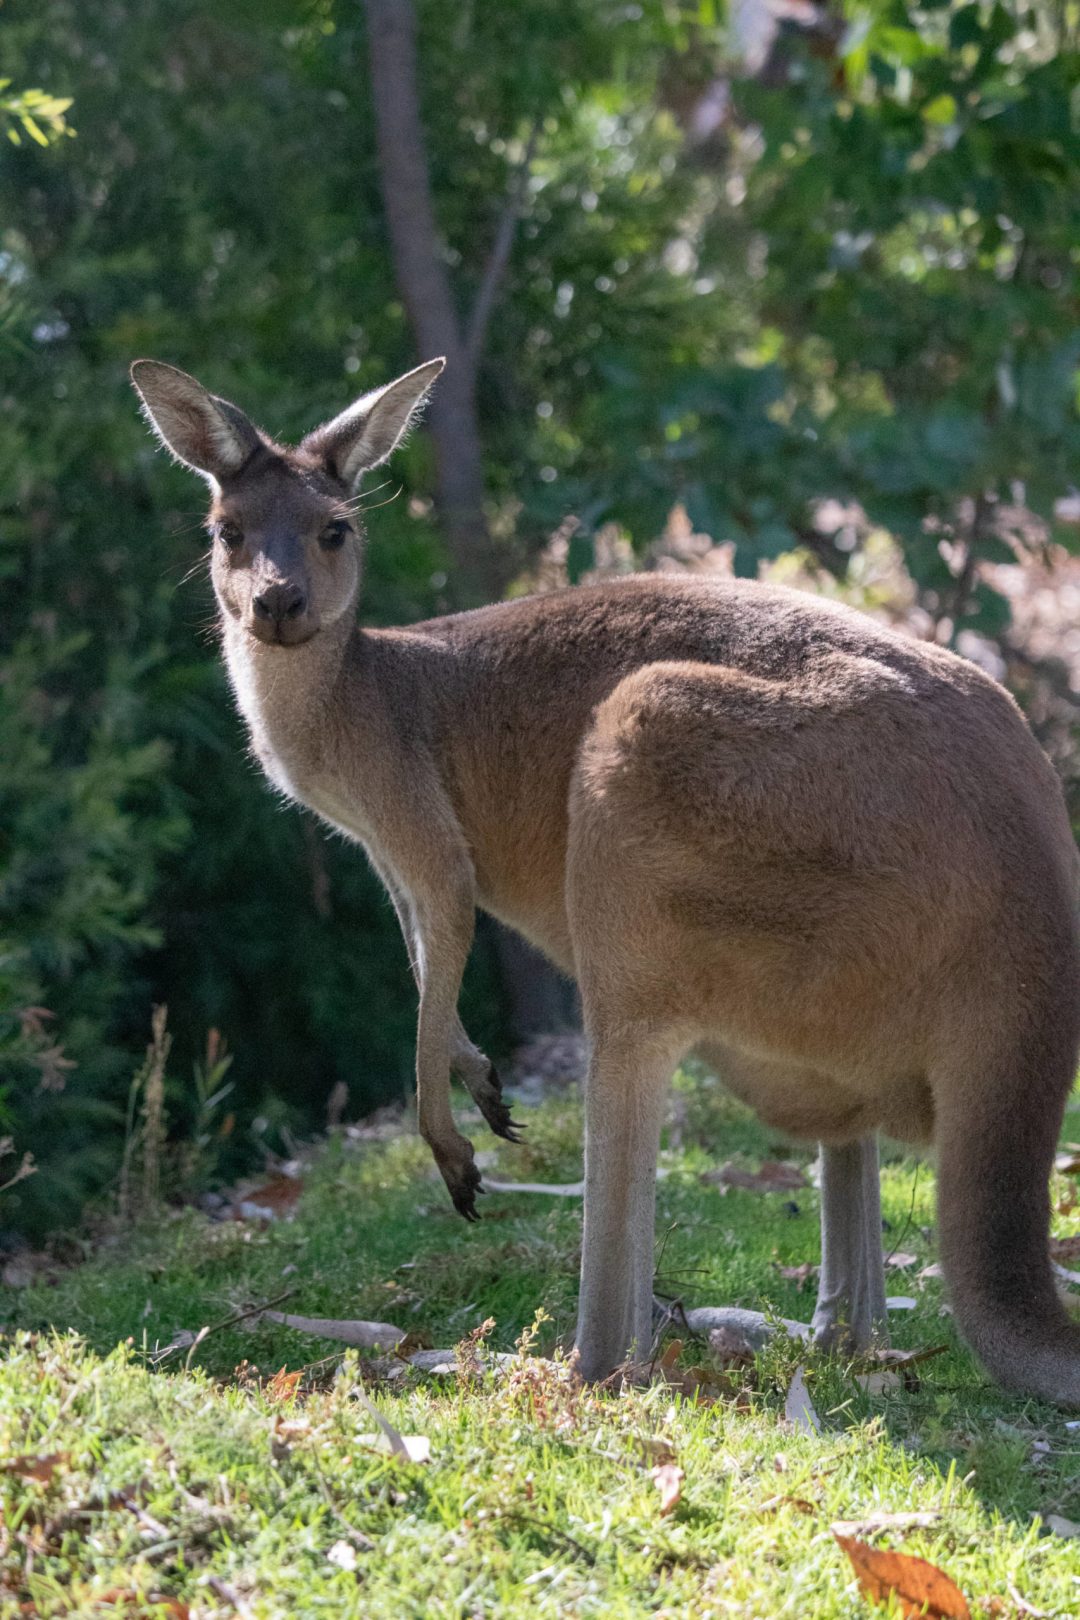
812,1136,888,1350
574,1024,683,1381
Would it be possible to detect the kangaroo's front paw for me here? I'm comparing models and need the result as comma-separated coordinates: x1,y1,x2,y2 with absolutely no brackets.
433,1137,484,1221
453,1047,527,1145
475,1067,527,1144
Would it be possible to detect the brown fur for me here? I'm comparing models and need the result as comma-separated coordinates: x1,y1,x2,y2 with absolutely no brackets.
131,357,1080,1403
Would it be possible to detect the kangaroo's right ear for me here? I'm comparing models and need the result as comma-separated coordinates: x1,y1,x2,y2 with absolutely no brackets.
300,357,446,493
130,360,260,484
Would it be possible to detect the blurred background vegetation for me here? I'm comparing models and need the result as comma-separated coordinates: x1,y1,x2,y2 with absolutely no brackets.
1,0,1078,1236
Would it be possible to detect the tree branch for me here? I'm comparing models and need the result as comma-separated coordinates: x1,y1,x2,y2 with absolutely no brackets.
464,120,541,373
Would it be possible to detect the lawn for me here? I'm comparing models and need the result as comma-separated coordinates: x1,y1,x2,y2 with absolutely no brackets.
3,1067,1080,1617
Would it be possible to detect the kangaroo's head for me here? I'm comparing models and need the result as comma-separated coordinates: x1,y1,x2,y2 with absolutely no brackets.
130,357,444,648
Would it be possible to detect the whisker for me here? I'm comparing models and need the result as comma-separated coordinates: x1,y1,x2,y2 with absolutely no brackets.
355,483,403,515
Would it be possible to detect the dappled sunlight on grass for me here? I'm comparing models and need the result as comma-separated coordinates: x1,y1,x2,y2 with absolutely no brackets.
4,1069,1080,1614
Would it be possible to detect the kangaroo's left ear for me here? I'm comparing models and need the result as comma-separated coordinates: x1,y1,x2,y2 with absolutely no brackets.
301,357,445,493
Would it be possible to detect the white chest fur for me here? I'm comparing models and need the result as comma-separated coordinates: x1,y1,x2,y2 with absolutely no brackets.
221,619,375,846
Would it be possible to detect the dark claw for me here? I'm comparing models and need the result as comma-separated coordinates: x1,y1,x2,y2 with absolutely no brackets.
478,1088,528,1145
446,1156,484,1222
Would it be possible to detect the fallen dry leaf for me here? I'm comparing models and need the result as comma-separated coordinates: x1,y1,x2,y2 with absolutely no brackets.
651,1462,684,1516
776,1262,818,1287
352,1384,428,1462
3,1452,68,1484
97,1595,190,1618
1054,1152,1080,1175
855,1370,904,1395
784,1365,822,1435
886,1252,919,1270
703,1159,808,1194
266,1366,303,1403
259,1311,405,1349
833,1534,970,1618
758,1494,815,1516
657,1339,684,1375
273,1415,311,1443
1050,1234,1080,1261
231,1173,304,1220
639,1435,677,1465
707,1325,756,1366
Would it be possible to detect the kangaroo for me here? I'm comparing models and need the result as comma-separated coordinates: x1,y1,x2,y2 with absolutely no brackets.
131,356,1080,1403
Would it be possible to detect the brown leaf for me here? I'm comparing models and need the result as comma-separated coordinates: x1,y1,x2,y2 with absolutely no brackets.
855,1370,904,1395
1050,1234,1080,1261
707,1325,756,1366
657,1338,684,1375
640,1435,677,1465
703,1159,807,1194
758,1494,815,1516
3,1452,68,1484
776,1262,818,1287
98,1595,190,1618
232,1173,303,1220
833,1534,970,1618
651,1462,684,1516
266,1366,303,1403
1054,1152,1080,1175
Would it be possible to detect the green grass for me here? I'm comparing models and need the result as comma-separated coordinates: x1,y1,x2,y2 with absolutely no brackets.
4,1069,1080,1616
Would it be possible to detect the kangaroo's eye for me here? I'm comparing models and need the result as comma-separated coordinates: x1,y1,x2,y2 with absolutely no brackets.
217,520,243,550
320,519,351,550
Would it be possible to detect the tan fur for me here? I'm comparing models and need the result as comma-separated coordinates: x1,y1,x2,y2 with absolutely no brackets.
131,358,1080,1403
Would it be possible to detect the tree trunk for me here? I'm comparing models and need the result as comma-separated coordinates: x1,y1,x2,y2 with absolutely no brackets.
362,0,496,603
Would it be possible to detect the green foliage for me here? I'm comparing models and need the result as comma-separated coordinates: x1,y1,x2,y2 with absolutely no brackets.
0,79,72,147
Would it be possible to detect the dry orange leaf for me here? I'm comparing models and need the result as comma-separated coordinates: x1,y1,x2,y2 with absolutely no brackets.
266,1365,303,1403
97,1594,190,1618
234,1173,303,1218
834,1533,970,1619
3,1451,68,1484
651,1462,684,1517
704,1159,807,1194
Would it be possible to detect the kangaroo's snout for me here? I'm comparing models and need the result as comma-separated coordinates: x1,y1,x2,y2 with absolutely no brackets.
253,581,307,624
249,578,314,645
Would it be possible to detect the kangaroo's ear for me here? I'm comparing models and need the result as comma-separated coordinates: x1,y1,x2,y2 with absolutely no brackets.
130,360,260,484
300,357,445,492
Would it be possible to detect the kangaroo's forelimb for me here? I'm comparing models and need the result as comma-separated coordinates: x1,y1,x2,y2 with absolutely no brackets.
376,859,526,1173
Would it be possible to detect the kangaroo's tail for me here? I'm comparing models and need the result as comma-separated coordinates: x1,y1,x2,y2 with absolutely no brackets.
934,1004,1080,1406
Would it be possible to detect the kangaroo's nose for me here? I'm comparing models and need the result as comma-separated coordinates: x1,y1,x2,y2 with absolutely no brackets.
253,582,307,624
